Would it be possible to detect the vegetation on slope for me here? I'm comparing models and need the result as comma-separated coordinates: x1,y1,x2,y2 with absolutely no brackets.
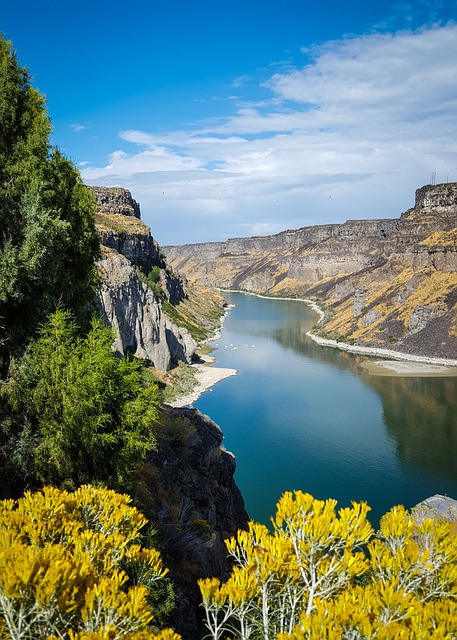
95,210,153,236
162,282,225,344
0,37,99,374
1,309,161,497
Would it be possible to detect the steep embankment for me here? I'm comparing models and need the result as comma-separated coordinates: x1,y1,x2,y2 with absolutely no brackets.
89,187,249,637
90,187,224,369
164,183,457,360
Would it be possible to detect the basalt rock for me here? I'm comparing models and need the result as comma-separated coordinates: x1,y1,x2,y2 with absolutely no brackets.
96,251,196,369
141,407,249,638
88,186,141,218
90,186,195,369
164,183,457,359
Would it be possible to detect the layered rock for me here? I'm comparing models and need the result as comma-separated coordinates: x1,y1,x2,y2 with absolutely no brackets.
88,186,141,218
91,187,196,369
164,183,457,359
97,251,195,369
90,186,161,273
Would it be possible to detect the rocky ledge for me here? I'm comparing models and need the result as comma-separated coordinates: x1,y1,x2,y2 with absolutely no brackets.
140,407,249,638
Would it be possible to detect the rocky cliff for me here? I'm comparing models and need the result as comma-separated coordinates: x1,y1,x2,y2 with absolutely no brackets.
91,187,197,369
90,188,248,638
97,248,196,369
139,407,248,637
164,183,457,360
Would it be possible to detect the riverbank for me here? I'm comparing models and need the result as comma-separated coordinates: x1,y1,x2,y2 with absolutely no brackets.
360,359,457,377
168,357,237,408
169,303,237,408
306,331,457,370
220,288,457,372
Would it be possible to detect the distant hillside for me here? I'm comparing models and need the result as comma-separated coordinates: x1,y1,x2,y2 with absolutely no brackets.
164,183,457,360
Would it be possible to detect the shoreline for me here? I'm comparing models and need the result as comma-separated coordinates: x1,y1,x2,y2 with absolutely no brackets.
168,358,237,408
169,304,237,408
306,332,457,368
221,288,457,370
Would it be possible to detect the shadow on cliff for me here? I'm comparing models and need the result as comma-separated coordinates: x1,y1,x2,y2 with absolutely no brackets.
136,407,249,639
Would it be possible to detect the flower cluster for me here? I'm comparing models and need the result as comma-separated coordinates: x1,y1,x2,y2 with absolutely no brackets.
199,492,457,640
0,485,174,640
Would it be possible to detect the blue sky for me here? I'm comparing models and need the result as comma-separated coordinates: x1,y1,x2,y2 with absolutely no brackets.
2,1,457,245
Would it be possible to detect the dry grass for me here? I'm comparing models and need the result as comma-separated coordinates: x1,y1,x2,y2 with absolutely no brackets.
95,211,151,235
420,228,457,247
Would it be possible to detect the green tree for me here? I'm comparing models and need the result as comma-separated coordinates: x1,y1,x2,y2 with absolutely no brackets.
0,36,99,372
3,309,161,493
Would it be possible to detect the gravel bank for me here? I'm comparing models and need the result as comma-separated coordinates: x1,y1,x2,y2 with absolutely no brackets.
168,360,237,408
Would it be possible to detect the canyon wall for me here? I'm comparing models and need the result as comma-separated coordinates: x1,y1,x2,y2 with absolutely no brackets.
164,183,457,359
91,187,197,369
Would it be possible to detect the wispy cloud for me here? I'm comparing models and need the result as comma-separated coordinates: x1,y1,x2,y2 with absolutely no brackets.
70,123,87,132
82,22,457,245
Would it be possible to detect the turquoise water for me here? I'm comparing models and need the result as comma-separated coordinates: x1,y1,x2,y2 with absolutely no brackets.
195,291,457,527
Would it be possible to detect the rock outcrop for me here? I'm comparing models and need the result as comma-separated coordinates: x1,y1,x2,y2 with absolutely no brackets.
164,183,457,360
90,186,162,273
89,186,141,218
97,251,195,369
140,407,249,638
91,187,196,369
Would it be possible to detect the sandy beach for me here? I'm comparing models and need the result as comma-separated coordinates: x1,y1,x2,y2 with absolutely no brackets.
168,358,237,407
360,359,457,377
169,305,237,408
307,332,457,371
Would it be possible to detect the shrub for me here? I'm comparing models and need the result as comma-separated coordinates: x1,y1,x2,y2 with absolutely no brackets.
1,309,161,493
0,485,177,640
199,492,457,639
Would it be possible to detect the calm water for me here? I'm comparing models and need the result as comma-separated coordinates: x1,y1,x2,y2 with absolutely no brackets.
196,291,457,527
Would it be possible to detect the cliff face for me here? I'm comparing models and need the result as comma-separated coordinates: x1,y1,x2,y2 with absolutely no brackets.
97,250,195,369
140,407,249,637
89,186,162,274
164,183,457,359
91,187,196,369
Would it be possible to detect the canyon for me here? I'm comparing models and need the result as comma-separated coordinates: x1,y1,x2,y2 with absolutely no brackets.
164,183,457,360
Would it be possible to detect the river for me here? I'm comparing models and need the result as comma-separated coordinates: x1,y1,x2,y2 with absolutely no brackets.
195,291,457,527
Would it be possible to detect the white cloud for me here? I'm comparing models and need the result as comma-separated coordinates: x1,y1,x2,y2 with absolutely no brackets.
82,22,457,245
70,123,87,132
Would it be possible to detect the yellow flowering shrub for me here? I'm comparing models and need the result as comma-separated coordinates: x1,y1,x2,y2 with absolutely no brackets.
0,485,179,640
199,492,457,640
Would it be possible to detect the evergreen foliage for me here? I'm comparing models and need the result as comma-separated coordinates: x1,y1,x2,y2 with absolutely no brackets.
1,309,161,494
0,36,99,372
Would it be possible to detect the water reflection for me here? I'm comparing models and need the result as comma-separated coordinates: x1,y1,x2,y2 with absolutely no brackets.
197,292,457,526
271,302,457,487
365,375,457,482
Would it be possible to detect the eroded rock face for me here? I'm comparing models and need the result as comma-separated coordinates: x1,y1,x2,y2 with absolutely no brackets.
88,186,141,218
142,407,249,638
164,183,457,358
90,185,193,368
97,252,196,370
408,304,447,335
99,228,160,273
415,183,457,213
